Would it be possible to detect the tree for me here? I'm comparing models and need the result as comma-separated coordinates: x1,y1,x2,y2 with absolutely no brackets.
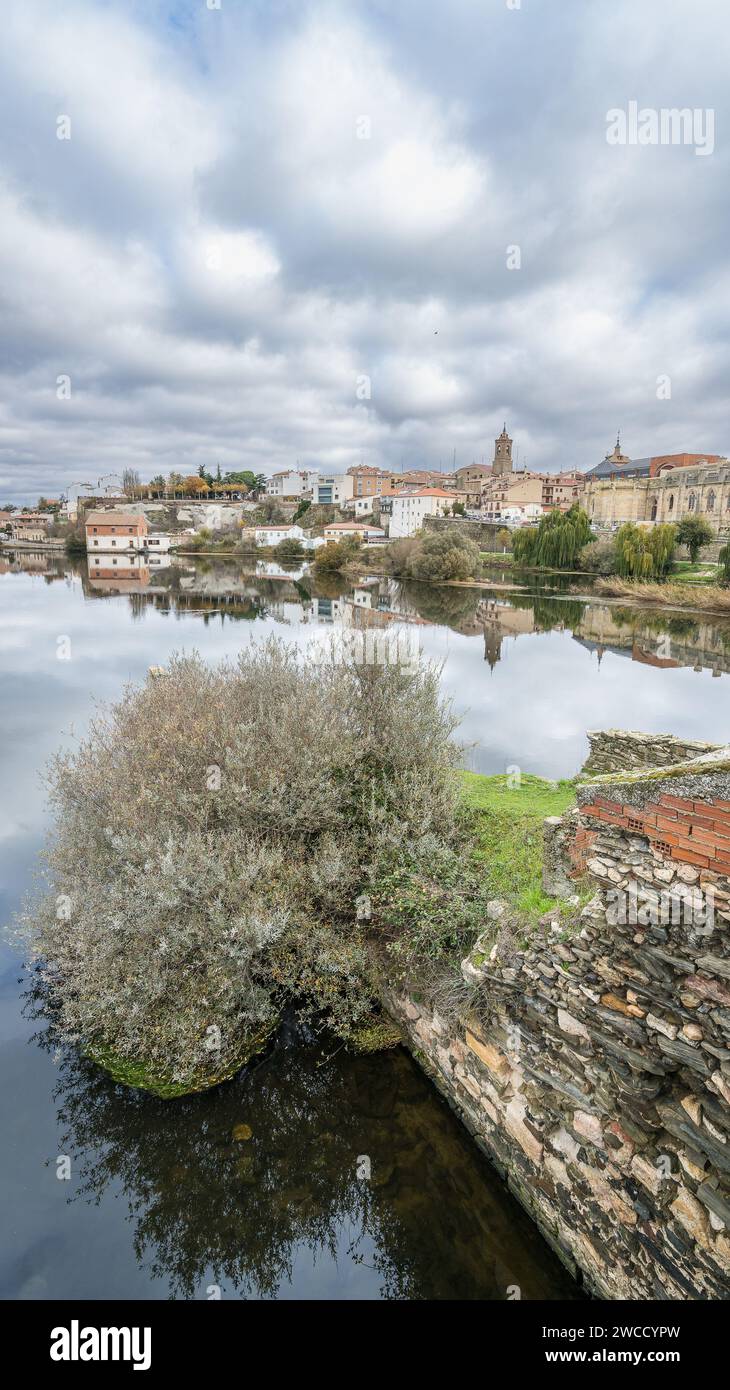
511,505,592,569
405,531,482,582
496,528,512,554
615,523,676,579
223,470,255,490
675,515,714,564
122,468,141,497
451,501,465,517
292,499,312,524
718,543,730,584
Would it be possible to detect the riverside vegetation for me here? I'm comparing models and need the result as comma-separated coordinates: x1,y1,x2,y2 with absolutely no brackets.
20,638,572,1098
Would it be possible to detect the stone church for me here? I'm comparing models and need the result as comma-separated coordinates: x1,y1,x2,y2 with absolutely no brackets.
582,439,730,535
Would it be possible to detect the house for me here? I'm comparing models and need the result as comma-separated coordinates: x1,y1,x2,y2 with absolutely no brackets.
346,465,400,498
315,474,355,506
265,469,319,499
254,524,305,546
344,496,380,517
9,519,50,543
542,472,585,511
85,510,149,552
389,488,460,538
322,521,386,543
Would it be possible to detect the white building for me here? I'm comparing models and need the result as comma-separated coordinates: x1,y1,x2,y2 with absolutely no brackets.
266,469,319,499
323,521,386,543
254,524,306,546
501,503,544,524
389,488,457,538
315,474,355,506
344,496,379,517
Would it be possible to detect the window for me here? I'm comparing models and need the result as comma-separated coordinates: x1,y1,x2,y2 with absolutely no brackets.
668,494,674,512
650,499,658,520
688,493,696,512
707,490,716,512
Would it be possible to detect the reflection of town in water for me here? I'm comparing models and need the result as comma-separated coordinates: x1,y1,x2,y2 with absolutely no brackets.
5,550,730,678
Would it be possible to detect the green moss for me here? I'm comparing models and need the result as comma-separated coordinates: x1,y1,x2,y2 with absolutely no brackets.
87,1023,277,1099
578,755,730,788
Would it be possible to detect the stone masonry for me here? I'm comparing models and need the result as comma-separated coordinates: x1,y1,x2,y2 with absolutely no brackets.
387,732,730,1300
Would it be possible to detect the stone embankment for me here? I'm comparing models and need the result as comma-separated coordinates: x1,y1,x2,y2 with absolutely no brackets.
388,731,730,1299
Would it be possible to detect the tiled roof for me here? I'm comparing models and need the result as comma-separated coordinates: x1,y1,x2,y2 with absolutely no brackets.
84,511,146,526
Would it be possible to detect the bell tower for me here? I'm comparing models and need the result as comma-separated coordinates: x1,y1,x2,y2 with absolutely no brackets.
492,423,513,478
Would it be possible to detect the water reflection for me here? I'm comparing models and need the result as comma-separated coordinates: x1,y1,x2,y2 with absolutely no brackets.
32,1014,580,1301
3,553,729,1300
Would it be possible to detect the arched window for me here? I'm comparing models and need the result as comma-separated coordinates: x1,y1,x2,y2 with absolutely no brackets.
668,493,675,512
707,490,716,512
650,499,658,520
688,493,696,512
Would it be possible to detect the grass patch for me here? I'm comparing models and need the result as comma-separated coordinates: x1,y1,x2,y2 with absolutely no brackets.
593,576,730,612
670,561,721,586
458,771,575,926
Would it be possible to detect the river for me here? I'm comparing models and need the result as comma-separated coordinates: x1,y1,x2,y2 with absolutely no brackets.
2,551,728,1300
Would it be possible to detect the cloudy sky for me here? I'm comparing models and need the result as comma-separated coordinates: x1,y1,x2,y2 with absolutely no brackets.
1,0,728,502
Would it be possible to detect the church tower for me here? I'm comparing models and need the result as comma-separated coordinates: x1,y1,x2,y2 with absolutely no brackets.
492,423,513,478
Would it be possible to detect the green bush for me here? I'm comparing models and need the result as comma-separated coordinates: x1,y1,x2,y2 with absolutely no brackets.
274,538,304,561
577,536,618,574
312,539,359,572
20,641,461,1095
404,530,482,582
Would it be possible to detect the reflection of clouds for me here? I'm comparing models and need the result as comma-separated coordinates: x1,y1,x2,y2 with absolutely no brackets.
3,569,730,915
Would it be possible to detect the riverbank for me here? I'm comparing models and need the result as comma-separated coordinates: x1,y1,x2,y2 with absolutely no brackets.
593,576,730,614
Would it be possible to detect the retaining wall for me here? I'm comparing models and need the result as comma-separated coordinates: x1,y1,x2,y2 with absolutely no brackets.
389,733,730,1299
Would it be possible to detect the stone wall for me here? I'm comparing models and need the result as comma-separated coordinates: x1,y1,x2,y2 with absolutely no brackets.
388,738,730,1299
582,729,722,777
422,516,502,547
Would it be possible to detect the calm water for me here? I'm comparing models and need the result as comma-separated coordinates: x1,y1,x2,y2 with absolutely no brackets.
2,551,729,1301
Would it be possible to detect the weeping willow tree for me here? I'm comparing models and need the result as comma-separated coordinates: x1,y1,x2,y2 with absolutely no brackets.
615,523,676,579
511,504,592,569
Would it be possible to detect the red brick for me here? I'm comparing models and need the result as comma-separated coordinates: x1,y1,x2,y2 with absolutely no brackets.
671,848,711,868
656,815,683,835
592,797,624,812
692,827,727,851
676,811,717,831
660,794,695,812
